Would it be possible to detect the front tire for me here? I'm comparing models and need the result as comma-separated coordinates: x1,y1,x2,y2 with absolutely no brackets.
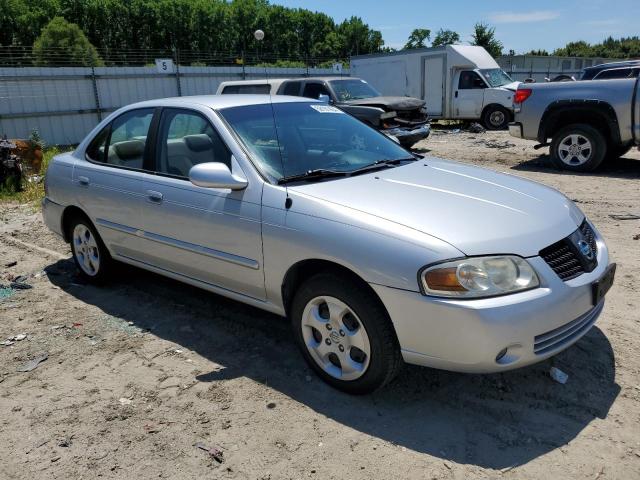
550,124,607,172
482,105,510,130
68,216,112,283
290,273,402,394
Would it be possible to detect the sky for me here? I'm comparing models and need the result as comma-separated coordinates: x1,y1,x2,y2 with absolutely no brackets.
270,0,640,53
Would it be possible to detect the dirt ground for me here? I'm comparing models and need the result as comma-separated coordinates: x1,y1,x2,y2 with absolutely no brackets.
1,130,640,480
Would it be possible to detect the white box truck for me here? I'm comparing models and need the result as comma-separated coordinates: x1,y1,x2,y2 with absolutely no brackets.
351,45,519,129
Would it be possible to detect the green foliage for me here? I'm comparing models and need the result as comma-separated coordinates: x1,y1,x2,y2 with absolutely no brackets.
525,49,550,56
552,37,640,58
432,29,460,47
1,0,386,63
470,22,503,58
404,28,431,49
33,16,102,66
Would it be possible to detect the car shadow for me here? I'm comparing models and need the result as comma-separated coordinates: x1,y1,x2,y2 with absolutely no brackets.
511,152,640,179
45,258,620,470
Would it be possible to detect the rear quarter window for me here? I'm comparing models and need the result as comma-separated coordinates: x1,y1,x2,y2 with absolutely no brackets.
221,84,271,94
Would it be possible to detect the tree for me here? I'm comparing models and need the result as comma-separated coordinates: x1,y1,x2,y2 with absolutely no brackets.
404,28,431,49
33,16,102,66
525,49,549,56
432,29,460,47
470,22,503,58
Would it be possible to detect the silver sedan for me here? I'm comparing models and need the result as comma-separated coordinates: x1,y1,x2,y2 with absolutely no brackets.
42,95,615,393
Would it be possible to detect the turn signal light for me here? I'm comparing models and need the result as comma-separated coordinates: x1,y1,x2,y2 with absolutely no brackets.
514,88,533,104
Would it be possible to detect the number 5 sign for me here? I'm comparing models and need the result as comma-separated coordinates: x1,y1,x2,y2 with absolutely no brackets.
155,59,175,73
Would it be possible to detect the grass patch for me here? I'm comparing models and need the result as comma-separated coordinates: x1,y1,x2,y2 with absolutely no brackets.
0,146,74,207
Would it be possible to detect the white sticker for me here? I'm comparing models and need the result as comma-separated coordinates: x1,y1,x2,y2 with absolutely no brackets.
310,105,344,114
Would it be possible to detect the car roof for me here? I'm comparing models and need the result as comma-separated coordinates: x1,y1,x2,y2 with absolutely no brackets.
123,94,318,110
218,78,286,87
584,60,640,72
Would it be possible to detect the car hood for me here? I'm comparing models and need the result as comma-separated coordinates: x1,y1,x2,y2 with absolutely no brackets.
288,158,583,257
499,81,520,91
342,96,425,111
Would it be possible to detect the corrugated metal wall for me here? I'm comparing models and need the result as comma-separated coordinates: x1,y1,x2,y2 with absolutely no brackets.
0,66,349,145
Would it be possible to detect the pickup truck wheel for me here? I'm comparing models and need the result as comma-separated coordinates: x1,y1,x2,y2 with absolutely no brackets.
482,105,510,130
550,124,607,172
68,216,112,283
291,273,402,394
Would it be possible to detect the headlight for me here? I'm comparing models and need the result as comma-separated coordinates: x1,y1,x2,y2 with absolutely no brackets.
420,256,539,298
379,111,397,120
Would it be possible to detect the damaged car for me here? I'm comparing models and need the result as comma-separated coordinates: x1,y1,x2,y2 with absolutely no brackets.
217,77,430,148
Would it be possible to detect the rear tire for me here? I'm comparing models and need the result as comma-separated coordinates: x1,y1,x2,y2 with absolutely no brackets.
482,105,510,130
67,215,112,283
550,124,607,172
290,272,403,394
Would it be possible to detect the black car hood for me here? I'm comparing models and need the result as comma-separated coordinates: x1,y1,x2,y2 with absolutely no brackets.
342,96,425,111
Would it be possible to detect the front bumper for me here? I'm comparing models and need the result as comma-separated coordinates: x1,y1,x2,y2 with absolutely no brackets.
42,197,66,239
384,124,431,146
371,226,611,373
508,122,523,138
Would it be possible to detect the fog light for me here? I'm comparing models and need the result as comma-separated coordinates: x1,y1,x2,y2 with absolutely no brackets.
495,348,508,362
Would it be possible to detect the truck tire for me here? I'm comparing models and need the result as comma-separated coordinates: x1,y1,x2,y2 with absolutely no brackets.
482,105,510,130
550,124,607,172
290,272,403,394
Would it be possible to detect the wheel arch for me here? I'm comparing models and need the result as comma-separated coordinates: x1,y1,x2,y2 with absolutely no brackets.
281,258,389,319
539,100,621,144
60,205,93,243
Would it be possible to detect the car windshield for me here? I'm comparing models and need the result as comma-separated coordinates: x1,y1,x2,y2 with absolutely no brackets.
479,69,513,87
329,79,381,101
219,101,412,182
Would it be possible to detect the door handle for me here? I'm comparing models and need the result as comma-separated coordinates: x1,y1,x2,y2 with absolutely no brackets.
147,190,163,203
455,91,458,98
78,176,90,186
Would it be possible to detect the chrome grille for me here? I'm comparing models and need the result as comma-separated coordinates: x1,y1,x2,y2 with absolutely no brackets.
540,220,598,281
533,303,603,355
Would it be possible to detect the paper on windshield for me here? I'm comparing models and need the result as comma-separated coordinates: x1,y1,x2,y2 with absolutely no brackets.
310,105,344,114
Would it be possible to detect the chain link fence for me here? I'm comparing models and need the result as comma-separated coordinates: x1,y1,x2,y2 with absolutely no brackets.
0,46,349,145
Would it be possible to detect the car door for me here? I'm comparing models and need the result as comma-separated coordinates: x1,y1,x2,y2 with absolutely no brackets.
138,107,265,300
454,70,486,118
73,108,155,259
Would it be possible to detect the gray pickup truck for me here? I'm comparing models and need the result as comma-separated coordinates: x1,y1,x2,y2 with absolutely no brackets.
509,77,640,171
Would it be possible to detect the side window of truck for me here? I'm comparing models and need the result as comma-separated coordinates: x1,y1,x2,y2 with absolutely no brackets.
594,68,633,80
459,71,486,90
282,81,302,96
302,82,331,99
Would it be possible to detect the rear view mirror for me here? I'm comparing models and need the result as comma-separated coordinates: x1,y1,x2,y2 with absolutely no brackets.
189,162,248,190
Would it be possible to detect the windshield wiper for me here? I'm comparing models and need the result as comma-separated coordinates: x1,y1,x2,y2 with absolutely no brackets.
278,168,348,185
348,157,417,176
277,158,417,185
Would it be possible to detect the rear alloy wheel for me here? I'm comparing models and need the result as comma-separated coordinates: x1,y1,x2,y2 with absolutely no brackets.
291,272,402,394
482,105,510,130
550,124,607,172
69,216,112,282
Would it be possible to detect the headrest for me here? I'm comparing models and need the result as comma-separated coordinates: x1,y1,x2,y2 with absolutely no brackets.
184,134,213,152
113,139,145,159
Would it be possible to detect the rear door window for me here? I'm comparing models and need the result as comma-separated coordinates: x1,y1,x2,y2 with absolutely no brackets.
86,108,154,169
594,68,633,80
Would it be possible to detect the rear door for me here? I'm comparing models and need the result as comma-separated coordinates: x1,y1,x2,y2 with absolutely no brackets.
453,70,486,118
422,55,445,117
73,108,155,258
138,107,265,300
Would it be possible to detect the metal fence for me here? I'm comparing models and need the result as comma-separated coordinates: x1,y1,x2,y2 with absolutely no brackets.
0,65,349,145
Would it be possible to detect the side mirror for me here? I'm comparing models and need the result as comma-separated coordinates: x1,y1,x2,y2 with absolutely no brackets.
189,162,248,190
318,94,331,103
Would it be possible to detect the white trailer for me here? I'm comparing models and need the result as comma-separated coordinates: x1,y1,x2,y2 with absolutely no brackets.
351,45,519,129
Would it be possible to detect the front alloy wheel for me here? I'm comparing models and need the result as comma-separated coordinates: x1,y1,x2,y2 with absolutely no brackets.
301,296,371,381
291,272,402,394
